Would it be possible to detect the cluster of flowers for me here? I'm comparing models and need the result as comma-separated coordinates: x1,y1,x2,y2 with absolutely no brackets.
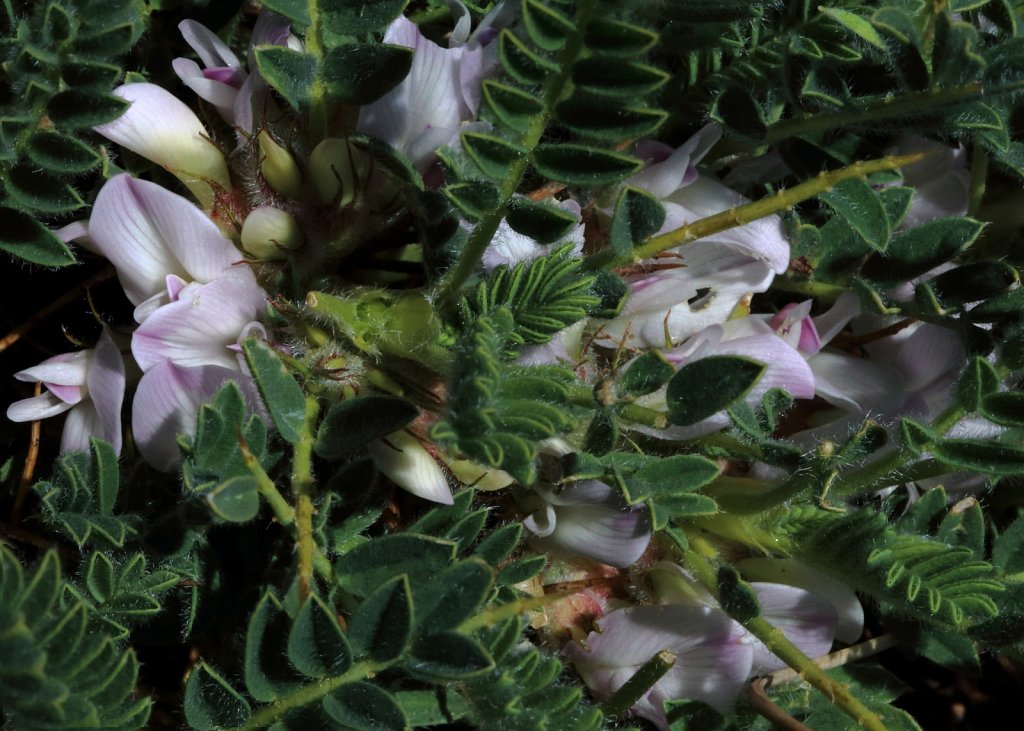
5,5,987,726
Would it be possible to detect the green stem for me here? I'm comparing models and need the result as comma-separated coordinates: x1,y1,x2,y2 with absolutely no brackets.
602,652,676,718
610,152,929,268
683,540,888,731
434,0,597,308
771,276,847,301
566,384,669,429
240,434,333,581
762,80,1024,145
224,660,386,731
305,0,328,140
292,397,321,600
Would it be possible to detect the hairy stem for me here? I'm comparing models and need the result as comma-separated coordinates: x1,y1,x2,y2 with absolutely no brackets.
609,153,929,268
305,0,328,140
684,540,887,731
602,652,676,718
292,397,321,600
224,660,387,731
434,0,597,307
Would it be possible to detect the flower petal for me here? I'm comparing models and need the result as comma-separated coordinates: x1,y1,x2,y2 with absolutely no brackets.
60,402,103,454
179,19,241,69
132,361,257,471
367,430,454,504
131,276,266,372
14,350,90,387
89,175,247,307
94,83,231,200
172,57,240,120
7,392,75,422
627,124,722,200
535,502,652,568
749,582,838,674
810,351,905,414
86,329,126,454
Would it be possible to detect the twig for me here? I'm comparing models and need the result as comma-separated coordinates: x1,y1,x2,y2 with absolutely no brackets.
11,382,42,523
746,678,812,731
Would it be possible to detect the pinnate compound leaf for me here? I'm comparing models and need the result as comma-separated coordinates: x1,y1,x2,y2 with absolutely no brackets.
288,595,353,678
323,682,408,730
184,663,251,731
348,575,413,663
320,0,408,35
666,356,766,426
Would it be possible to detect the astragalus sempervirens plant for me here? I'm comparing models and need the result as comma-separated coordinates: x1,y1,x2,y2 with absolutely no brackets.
4,0,1024,729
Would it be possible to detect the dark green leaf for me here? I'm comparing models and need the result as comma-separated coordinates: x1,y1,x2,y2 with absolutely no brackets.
820,178,891,252
242,339,306,444
324,682,408,730
899,418,936,456
821,7,887,49
931,439,1024,475
980,391,1024,427
623,455,721,503
498,30,558,84
555,99,667,141
715,86,766,139
461,132,527,180
957,357,1000,412
288,595,353,678
349,575,413,663
937,499,985,559
5,165,84,214
261,0,311,25
716,565,761,622
930,261,1018,306
665,356,766,426
583,410,617,456
47,90,128,129
183,663,251,731
414,558,494,635
62,59,123,89
445,182,501,222
408,632,494,680
572,59,670,97
584,19,658,57
322,44,413,104
522,0,575,50
253,47,318,111
473,523,522,566
495,554,546,585
315,396,418,460
26,131,100,173
205,475,260,522
993,518,1024,576
0,208,68,266
968,287,1024,322
321,0,409,35
336,534,456,596
862,218,984,287
666,699,728,731
532,144,643,185
245,592,300,702
505,197,578,243
609,187,666,256
481,81,542,133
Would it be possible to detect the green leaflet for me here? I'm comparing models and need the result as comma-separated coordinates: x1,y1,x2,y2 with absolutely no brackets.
665,356,766,426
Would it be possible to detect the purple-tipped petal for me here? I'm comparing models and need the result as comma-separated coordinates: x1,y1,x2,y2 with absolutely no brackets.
172,57,240,120
94,84,231,199
14,350,89,387
627,124,722,200
133,361,256,471
535,502,651,568
749,582,838,674
131,276,266,372
7,392,76,422
811,291,860,349
179,19,241,69
89,175,247,308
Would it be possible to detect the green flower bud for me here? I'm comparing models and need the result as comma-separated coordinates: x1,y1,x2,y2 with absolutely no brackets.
309,137,366,206
258,131,303,199
241,206,303,260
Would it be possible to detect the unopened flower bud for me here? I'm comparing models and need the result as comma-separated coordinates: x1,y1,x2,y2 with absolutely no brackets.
258,131,303,199
241,206,303,260
309,137,365,206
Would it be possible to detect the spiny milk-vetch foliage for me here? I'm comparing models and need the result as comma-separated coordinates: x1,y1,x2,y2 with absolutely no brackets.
6,0,1024,729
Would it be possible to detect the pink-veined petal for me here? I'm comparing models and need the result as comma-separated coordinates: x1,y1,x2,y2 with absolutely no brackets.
89,175,247,306
748,582,838,674
132,276,267,372
738,558,864,644
60,402,103,454
812,290,860,349
14,350,89,387
86,329,126,454
533,501,652,568
132,361,256,471
810,351,905,414
627,124,722,200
